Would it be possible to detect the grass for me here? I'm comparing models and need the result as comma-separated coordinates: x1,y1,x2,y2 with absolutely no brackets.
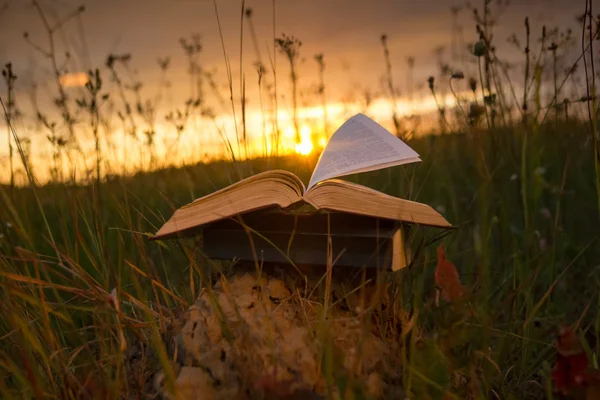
1,0,600,398
1,120,598,399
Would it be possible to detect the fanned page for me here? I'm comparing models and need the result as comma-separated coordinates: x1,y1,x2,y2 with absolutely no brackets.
305,179,451,228
306,113,421,191
153,170,305,239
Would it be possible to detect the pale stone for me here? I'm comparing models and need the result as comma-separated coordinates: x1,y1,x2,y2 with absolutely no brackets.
157,267,401,399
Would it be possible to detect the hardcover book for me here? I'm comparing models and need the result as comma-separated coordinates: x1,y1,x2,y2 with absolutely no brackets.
152,113,452,270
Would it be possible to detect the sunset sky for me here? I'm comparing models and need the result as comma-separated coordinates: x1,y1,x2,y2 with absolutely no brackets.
2,0,580,92
0,0,589,181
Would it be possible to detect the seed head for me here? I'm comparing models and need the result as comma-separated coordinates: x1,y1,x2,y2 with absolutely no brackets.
469,77,477,92
484,94,497,105
427,76,435,91
473,40,487,57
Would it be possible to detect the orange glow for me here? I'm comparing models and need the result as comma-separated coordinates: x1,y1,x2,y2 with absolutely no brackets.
294,124,314,156
295,140,313,155
59,72,89,88
6,92,472,184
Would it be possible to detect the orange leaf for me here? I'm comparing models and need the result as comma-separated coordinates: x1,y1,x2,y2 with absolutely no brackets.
435,245,465,302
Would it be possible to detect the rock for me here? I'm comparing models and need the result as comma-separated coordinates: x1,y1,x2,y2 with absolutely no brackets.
157,265,402,399
171,367,215,400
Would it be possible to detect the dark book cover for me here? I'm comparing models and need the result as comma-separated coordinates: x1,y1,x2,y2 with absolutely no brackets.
196,207,408,270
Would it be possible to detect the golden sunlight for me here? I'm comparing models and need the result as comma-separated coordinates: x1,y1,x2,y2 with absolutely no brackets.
295,140,313,155
9,92,467,184
295,124,314,156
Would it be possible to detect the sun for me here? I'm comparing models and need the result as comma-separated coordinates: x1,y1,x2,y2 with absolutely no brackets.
295,139,313,156
294,124,314,156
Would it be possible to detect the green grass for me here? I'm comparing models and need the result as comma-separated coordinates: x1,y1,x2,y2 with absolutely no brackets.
1,118,598,399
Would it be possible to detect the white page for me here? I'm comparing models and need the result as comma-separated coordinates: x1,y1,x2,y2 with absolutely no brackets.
306,113,421,191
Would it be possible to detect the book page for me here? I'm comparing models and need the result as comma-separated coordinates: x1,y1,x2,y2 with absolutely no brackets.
306,113,421,191
304,179,452,228
153,170,304,239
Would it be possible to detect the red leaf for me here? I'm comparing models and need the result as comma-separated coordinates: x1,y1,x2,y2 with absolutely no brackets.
435,245,465,302
552,325,590,395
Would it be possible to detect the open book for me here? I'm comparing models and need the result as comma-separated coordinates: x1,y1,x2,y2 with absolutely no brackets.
153,113,451,240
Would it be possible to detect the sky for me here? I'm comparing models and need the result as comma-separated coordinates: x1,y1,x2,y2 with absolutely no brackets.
0,0,592,182
1,0,581,93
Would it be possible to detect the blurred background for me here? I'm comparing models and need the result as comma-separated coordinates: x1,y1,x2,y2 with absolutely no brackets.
0,0,585,183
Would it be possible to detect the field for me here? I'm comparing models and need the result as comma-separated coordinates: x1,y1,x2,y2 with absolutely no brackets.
2,0,600,399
